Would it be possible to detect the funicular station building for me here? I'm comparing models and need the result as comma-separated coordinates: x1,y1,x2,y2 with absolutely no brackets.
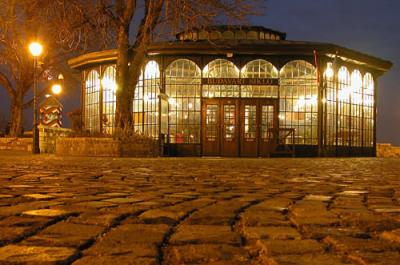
68,25,392,157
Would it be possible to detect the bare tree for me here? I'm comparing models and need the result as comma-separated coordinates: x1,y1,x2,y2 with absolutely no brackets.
37,0,262,131
0,0,37,136
104,0,261,130
0,0,110,136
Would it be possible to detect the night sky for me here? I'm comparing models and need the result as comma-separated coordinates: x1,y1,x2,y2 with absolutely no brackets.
0,0,399,145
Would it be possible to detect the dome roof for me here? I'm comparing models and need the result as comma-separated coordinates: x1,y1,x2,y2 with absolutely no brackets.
176,25,286,42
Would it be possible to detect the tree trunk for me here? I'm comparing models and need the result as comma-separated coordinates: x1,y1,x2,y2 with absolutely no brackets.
9,93,24,137
114,24,133,131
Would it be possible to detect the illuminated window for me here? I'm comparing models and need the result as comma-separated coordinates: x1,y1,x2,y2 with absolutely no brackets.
84,70,100,133
143,61,160,138
280,60,318,145
166,59,201,143
338,66,351,146
210,31,222,40
241,59,278,98
101,66,116,134
203,59,240,98
363,73,374,147
199,30,208,40
247,31,258,40
222,31,234,39
350,70,363,147
236,30,246,39
133,71,144,133
324,62,336,146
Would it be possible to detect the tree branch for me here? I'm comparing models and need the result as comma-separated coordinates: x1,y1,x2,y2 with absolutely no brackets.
0,71,16,99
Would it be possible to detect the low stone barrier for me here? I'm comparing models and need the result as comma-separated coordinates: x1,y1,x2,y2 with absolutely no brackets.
0,137,32,152
56,137,159,157
39,126,72,153
377,143,400,158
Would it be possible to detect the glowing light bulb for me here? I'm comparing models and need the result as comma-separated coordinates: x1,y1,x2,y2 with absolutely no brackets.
51,84,62,95
29,42,43,57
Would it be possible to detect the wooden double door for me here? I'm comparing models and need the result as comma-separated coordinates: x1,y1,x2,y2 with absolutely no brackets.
202,98,278,157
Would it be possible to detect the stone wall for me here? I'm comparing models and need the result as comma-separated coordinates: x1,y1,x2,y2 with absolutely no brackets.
39,126,72,153
0,138,32,152
56,137,159,157
377,143,400,158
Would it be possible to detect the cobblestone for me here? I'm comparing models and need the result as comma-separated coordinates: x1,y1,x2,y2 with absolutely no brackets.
0,153,399,264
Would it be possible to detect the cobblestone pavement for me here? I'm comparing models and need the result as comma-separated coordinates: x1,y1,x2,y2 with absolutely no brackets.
0,153,400,264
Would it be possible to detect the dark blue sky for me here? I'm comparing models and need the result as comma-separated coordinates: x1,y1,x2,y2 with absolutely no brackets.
0,0,399,144
253,0,399,144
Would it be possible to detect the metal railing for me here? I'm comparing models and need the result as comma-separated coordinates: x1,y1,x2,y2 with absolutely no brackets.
267,127,296,157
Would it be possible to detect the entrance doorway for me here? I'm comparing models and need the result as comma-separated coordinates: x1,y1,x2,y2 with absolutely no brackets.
202,98,278,157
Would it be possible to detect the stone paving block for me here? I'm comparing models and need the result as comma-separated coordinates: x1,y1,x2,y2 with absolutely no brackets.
72,256,157,265
170,225,241,245
22,222,104,248
242,210,289,226
348,251,400,265
0,201,62,216
261,239,325,255
273,254,352,265
323,236,400,253
84,224,168,257
0,215,50,228
0,227,31,245
22,193,56,200
22,208,71,217
68,212,122,227
301,226,369,240
380,228,400,244
0,244,77,264
252,198,292,211
339,212,400,231
163,244,250,264
245,226,302,240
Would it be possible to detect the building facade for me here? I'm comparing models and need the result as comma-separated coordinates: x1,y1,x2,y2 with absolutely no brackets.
68,25,392,157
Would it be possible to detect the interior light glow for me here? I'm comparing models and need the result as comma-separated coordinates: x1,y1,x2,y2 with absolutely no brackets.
325,62,334,79
102,77,117,92
144,61,160,78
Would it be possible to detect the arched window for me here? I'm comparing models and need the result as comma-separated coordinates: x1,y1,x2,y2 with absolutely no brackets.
363,73,374,147
143,60,160,138
133,71,144,133
324,62,336,146
338,66,351,146
203,59,240,98
84,70,100,133
166,59,201,143
280,60,318,145
101,66,116,134
241,59,279,98
235,30,246,39
210,31,222,40
351,70,363,147
247,31,258,40
198,30,208,40
222,31,234,40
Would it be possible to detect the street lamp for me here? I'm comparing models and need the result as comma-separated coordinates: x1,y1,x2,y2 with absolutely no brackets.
29,41,43,154
51,84,62,95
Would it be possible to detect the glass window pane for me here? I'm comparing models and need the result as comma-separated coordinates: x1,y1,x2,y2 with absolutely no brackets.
166,59,201,143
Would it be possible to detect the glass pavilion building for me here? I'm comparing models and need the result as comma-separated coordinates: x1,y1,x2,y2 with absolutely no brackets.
68,25,392,157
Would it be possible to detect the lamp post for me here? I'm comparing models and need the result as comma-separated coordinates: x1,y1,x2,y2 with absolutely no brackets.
29,42,43,154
